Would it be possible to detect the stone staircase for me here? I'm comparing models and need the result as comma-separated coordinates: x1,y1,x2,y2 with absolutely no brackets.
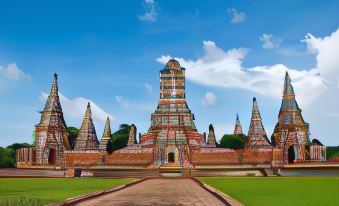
159,163,183,177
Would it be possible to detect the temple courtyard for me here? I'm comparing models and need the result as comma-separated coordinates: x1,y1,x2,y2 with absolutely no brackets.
0,176,338,206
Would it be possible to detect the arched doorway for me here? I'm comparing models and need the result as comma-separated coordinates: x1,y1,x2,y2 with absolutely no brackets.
168,152,175,163
288,146,295,163
48,148,56,165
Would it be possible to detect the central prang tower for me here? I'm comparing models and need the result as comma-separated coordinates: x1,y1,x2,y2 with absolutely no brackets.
140,59,205,164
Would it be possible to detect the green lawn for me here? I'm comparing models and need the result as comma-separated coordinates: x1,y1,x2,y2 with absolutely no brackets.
0,178,136,206
198,177,339,206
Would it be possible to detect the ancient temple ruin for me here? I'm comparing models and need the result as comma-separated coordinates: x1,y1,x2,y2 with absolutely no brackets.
271,71,310,163
16,60,324,176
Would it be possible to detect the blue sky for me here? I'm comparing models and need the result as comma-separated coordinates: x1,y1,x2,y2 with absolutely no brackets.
0,0,339,146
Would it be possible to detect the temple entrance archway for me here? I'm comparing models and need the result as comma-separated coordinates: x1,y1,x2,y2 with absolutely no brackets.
288,146,295,163
168,152,175,163
48,148,56,165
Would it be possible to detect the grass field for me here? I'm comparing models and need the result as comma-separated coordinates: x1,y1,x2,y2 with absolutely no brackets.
198,177,339,206
0,178,136,206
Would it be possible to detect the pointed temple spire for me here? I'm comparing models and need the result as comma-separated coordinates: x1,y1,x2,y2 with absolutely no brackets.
42,73,63,113
233,113,243,135
128,124,137,146
74,102,99,151
272,72,310,162
207,124,216,146
35,73,69,166
280,71,301,112
247,97,271,148
50,73,58,96
99,117,112,151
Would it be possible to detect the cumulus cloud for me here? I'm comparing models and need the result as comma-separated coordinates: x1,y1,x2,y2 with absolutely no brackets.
139,0,157,22
227,8,246,24
157,40,323,106
40,92,113,122
0,63,31,80
303,29,339,88
144,82,153,94
201,92,217,107
260,34,282,49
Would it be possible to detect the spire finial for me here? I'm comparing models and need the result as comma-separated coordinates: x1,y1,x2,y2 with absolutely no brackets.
50,73,58,96
85,102,92,118
283,71,295,96
252,97,261,120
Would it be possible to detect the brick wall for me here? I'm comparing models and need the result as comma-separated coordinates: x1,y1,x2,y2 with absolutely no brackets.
64,151,100,167
191,148,273,165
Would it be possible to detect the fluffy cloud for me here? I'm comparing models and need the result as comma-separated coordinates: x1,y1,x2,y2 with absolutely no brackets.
157,28,339,145
303,29,339,87
145,82,153,94
139,0,157,22
227,8,246,24
201,92,217,107
157,40,323,106
260,34,282,49
0,63,31,80
40,92,113,122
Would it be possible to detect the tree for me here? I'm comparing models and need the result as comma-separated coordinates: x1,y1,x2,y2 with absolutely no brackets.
0,147,15,168
7,143,32,150
67,127,80,149
109,124,131,152
219,134,245,150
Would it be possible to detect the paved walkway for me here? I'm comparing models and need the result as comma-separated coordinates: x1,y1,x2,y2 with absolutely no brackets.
75,178,226,206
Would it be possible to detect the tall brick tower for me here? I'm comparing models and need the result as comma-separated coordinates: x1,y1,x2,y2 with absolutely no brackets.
74,103,99,150
247,98,271,148
271,72,310,162
35,73,70,167
140,59,204,164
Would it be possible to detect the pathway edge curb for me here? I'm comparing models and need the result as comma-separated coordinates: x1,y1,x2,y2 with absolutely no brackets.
48,178,148,206
192,177,245,206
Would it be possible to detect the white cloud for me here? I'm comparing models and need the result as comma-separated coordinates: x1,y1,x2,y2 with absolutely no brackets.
303,29,339,88
201,92,217,107
260,34,282,49
40,92,114,122
145,82,153,94
157,40,323,106
115,95,131,109
0,63,31,80
139,0,157,22
227,8,246,24
157,28,339,145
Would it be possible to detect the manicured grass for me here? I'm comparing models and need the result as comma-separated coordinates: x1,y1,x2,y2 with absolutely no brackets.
198,177,339,206
0,178,136,206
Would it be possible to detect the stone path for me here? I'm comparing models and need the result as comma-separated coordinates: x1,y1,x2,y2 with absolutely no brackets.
75,178,226,206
